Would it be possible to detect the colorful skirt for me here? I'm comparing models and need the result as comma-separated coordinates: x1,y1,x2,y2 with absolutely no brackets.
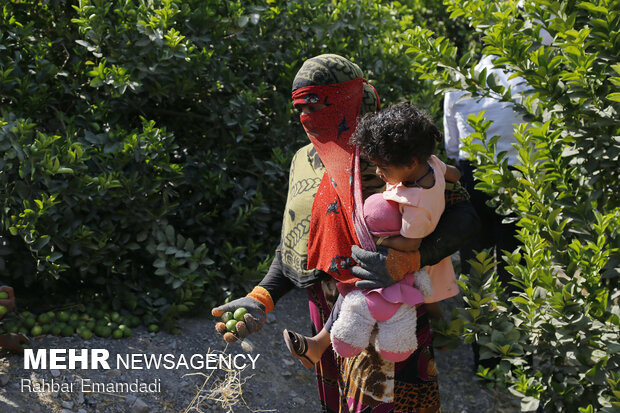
308,282,440,413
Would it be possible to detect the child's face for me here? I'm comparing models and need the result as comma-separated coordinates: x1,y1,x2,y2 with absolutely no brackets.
373,161,417,185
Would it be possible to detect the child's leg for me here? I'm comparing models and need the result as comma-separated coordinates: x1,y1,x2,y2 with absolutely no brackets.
330,290,375,357
283,294,343,368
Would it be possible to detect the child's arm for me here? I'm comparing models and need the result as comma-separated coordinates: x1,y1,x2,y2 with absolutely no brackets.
375,234,421,252
445,164,461,183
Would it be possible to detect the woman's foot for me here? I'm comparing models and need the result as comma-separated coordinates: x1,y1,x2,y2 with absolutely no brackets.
283,329,325,369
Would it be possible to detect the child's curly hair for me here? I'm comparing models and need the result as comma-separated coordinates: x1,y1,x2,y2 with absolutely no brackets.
351,101,439,166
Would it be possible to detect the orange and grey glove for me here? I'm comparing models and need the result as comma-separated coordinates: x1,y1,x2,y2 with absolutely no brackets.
211,287,274,342
351,245,421,289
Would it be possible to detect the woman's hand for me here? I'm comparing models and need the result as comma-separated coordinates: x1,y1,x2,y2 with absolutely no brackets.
211,297,266,342
351,246,420,289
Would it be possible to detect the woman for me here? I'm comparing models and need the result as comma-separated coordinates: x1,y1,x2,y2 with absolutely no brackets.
212,54,479,412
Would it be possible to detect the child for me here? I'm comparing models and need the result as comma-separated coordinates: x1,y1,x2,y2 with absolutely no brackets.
284,102,460,366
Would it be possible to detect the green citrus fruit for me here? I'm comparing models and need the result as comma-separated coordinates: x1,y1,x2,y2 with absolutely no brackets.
95,326,111,338
225,319,238,333
221,311,234,323
0,292,9,299
112,329,123,339
233,307,248,321
61,326,74,337
31,325,43,336
0,305,7,316
80,329,93,339
148,324,159,333
57,311,70,322
38,313,51,324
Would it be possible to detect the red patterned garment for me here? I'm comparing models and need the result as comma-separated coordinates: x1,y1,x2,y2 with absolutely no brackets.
292,78,366,284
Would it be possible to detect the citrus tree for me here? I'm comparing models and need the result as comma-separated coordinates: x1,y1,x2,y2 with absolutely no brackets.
0,0,468,329
404,0,619,411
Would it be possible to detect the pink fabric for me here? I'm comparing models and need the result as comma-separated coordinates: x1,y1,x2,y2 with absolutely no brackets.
338,155,458,323
379,349,411,363
332,336,364,358
383,155,447,239
382,155,458,303
337,273,425,321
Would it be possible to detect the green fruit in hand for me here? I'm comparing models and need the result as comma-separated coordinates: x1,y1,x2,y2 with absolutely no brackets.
0,292,9,299
221,311,234,323
233,307,248,321
0,305,7,316
225,319,238,333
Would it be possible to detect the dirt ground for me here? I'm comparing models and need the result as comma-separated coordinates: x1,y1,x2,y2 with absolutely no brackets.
0,288,520,413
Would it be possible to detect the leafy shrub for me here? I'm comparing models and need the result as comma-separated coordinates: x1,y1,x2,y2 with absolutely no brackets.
404,0,619,411
0,1,469,326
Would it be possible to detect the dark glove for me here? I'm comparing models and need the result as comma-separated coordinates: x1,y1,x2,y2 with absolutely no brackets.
351,245,421,289
212,296,266,342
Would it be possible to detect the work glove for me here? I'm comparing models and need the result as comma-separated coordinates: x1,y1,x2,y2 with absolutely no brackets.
212,296,266,343
351,245,421,289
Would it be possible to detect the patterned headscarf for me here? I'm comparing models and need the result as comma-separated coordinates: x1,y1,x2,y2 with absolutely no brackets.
292,54,379,284
292,54,379,115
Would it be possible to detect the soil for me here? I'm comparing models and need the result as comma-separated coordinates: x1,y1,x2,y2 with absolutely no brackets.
0,288,521,413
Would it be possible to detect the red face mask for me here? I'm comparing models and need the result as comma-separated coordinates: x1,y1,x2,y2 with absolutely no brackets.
293,78,365,145
292,78,367,283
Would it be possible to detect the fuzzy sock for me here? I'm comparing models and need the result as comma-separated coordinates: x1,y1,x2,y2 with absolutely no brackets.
375,303,418,362
330,290,375,357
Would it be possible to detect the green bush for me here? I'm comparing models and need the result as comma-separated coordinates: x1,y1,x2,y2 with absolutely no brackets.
405,0,619,411
0,1,469,326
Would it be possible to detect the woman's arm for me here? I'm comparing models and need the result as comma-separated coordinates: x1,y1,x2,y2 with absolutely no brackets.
418,198,480,267
377,235,421,252
258,246,296,304
352,187,481,289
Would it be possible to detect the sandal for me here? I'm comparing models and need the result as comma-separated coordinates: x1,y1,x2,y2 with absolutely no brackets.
283,329,314,369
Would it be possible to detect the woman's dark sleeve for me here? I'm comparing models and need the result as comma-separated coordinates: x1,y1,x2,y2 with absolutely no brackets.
419,199,481,268
258,245,295,305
